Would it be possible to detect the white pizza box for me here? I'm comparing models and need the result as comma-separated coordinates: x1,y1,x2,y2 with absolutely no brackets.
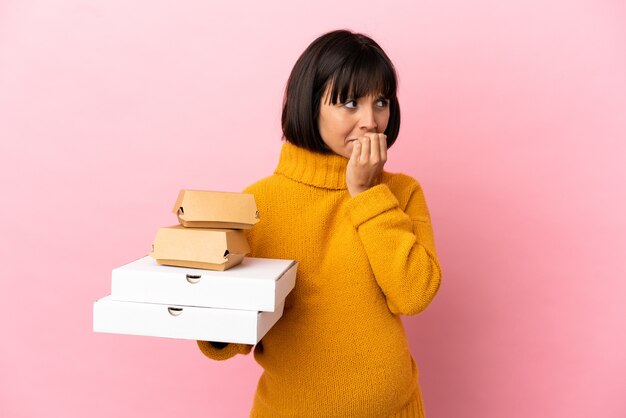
111,256,297,312
93,296,284,345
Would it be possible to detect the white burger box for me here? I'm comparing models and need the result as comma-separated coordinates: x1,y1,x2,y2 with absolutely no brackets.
93,297,285,344
109,255,297,312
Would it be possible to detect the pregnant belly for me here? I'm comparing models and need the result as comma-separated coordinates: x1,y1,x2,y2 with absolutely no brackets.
253,311,418,416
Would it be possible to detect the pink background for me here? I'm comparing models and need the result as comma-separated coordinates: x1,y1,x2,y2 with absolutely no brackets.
1,0,625,417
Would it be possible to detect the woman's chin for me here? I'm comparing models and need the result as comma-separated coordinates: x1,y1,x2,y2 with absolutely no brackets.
324,140,353,159
343,141,356,158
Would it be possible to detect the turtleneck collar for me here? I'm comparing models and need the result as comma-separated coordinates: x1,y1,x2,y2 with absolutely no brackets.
274,141,349,190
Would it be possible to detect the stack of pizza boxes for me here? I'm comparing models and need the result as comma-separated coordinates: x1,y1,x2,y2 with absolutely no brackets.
93,190,298,345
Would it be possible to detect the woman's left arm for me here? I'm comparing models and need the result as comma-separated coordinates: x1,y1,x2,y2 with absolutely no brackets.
344,178,442,316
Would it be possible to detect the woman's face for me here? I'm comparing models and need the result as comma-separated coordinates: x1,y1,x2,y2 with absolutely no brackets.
318,87,390,159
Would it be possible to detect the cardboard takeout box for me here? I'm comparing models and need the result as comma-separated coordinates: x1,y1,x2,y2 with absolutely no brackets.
93,296,285,344
111,256,297,312
174,189,260,229
150,225,250,270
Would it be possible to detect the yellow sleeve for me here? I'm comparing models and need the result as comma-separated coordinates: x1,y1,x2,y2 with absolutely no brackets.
344,179,442,316
196,341,253,361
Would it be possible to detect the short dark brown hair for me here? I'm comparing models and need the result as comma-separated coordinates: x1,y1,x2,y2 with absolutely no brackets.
281,29,401,153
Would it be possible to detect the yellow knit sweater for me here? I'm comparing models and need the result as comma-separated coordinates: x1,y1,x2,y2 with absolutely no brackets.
198,141,442,417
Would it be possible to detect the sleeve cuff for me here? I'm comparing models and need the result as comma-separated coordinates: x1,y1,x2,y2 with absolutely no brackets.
345,184,399,228
197,341,252,361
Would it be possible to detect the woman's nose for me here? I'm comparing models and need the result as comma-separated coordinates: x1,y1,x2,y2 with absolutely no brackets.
359,107,377,132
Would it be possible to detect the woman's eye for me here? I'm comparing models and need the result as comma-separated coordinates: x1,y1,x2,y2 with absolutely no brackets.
376,99,389,107
343,100,357,109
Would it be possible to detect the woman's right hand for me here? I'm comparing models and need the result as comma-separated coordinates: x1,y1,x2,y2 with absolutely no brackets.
346,133,388,197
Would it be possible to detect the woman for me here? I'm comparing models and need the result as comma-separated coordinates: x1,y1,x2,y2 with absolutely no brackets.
198,29,442,418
